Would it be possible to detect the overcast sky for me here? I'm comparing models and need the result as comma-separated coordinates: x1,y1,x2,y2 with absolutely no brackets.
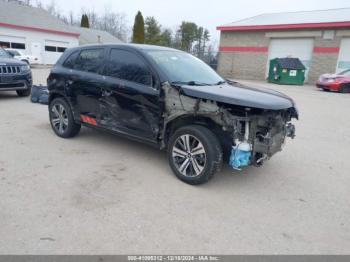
40,0,350,43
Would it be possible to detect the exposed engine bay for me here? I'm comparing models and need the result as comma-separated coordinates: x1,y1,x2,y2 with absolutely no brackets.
161,82,297,170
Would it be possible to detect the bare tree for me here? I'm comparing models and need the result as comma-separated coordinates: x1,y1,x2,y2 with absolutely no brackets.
97,8,129,41
68,11,78,26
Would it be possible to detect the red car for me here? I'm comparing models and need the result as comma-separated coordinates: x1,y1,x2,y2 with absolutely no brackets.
316,69,350,93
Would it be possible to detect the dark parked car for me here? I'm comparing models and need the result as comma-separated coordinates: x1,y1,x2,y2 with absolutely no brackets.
47,44,298,185
0,47,32,96
316,69,350,93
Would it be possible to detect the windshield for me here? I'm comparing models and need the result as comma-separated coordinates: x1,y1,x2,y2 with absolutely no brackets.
339,69,350,76
146,50,224,85
7,50,20,56
0,48,10,58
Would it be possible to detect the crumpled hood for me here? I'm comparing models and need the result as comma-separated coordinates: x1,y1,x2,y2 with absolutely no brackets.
179,82,296,110
0,58,26,66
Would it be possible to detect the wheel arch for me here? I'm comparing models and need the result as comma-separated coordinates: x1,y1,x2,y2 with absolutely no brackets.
163,114,232,157
49,91,66,104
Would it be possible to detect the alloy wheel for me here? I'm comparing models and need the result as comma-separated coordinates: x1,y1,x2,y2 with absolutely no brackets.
172,134,207,177
51,103,69,134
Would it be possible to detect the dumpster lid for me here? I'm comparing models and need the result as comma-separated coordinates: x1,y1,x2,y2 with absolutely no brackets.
276,58,306,70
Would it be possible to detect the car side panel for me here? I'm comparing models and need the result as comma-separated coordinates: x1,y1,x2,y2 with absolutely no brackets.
99,75,161,141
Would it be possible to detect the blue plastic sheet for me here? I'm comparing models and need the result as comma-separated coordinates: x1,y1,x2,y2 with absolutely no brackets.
31,85,48,105
229,145,252,170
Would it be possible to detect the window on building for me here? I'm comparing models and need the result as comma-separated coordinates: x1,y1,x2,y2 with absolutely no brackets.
74,48,105,73
105,49,152,86
11,42,25,49
45,46,57,52
0,41,10,48
57,47,67,53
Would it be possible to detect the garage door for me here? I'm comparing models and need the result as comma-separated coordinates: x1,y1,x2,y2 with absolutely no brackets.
336,38,350,73
43,40,69,65
267,38,314,79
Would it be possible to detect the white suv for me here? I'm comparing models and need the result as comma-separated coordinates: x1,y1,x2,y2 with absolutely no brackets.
5,49,39,65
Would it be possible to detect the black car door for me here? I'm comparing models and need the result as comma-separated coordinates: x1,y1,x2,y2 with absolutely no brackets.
66,48,106,123
99,48,162,142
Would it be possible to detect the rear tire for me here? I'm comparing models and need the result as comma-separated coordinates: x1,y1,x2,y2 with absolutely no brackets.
49,97,81,138
167,125,223,185
16,88,31,97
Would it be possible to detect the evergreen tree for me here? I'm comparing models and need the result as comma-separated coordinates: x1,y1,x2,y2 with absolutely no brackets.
159,29,172,47
145,16,161,45
132,11,145,44
178,22,198,52
80,14,90,28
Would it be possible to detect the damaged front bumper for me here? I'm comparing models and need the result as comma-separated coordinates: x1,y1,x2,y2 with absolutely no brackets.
228,115,296,170
161,82,297,170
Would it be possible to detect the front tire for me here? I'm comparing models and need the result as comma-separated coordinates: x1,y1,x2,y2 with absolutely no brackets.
16,88,31,97
167,125,223,185
49,97,81,138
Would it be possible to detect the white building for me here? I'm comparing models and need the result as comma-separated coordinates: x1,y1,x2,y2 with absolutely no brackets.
0,1,122,64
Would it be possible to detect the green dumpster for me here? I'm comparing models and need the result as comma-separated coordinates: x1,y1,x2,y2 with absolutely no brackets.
268,58,306,85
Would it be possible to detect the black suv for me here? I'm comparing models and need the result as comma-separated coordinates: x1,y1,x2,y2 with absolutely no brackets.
48,44,298,185
0,48,32,96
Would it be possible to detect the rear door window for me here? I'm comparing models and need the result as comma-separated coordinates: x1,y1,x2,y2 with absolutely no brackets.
105,49,152,86
62,51,79,69
74,48,105,74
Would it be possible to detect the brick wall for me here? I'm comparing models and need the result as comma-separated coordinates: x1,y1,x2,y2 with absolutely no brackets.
217,29,348,83
218,52,268,80
217,31,269,80
308,36,341,83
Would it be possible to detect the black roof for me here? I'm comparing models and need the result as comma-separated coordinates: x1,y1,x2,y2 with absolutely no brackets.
75,43,177,52
275,58,306,70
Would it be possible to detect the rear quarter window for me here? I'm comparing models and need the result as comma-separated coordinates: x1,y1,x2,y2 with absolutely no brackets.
74,48,105,74
62,51,79,69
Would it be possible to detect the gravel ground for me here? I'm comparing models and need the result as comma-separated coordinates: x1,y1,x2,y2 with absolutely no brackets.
0,68,349,254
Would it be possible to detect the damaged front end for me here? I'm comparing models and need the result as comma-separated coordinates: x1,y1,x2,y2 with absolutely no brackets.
161,82,298,171
228,109,296,170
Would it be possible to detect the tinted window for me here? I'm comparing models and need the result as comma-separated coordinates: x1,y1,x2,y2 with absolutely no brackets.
146,50,223,85
11,42,25,49
63,51,79,69
45,46,56,52
105,49,152,86
74,49,105,73
57,47,67,53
